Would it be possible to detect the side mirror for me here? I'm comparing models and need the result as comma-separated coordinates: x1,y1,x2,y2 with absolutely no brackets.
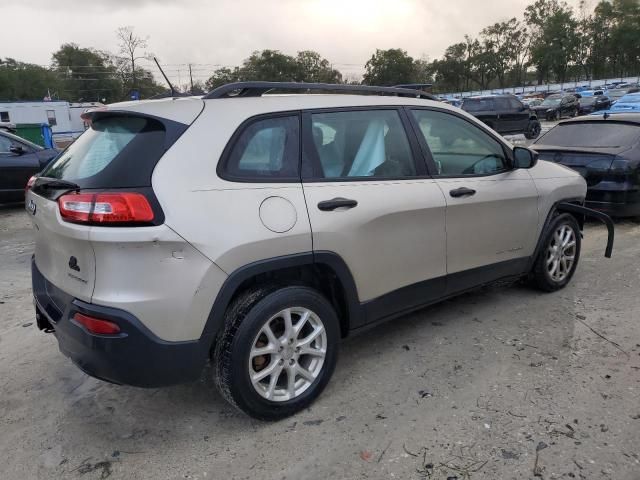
513,146,538,169
9,145,25,155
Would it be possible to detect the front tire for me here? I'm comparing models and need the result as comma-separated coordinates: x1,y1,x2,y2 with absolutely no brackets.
531,213,581,292
213,286,340,420
524,119,541,139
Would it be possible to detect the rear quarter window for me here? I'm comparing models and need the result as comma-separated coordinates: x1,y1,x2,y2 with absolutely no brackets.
220,115,300,182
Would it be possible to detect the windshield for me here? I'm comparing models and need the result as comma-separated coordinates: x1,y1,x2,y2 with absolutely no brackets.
580,97,596,105
541,96,562,106
608,89,627,99
1,130,44,151
538,123,640,148
462,98,493,112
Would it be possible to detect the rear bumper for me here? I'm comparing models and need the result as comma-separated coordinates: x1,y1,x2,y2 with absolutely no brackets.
32,259,209,387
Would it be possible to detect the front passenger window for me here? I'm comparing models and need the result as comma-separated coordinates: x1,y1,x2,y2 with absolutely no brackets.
411,109,508,176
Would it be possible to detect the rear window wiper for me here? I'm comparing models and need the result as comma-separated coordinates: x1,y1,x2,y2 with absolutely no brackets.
36,178,80,191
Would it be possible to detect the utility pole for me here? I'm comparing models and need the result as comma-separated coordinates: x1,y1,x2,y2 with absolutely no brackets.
189,64,194,94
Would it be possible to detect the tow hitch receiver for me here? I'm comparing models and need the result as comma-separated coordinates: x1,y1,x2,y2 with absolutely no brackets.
35,304,55,333
557,202,615,258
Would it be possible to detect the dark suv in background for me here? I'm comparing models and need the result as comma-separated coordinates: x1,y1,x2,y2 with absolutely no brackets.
530,93,579,120
461,94,541,139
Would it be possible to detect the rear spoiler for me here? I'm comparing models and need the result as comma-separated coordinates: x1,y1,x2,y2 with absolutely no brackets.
557,203,614,258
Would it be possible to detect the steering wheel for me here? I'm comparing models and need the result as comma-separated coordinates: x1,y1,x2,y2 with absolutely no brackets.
461,154,503,175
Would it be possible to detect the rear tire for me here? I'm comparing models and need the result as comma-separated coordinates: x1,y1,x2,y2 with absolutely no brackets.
531,213,581,292
213,286,339,420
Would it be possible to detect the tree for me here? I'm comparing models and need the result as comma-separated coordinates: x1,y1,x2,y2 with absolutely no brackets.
205,66,245,90
241,49,298,81
432,43,468,92
525,0,579,84
116,26,150,91
362,49,418,86
0,58,61,100
294,50,342,83
51,43,121,102
205,50,341,90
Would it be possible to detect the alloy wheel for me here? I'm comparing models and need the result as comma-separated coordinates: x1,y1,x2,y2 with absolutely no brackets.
546,224,577,282
248,307,327,402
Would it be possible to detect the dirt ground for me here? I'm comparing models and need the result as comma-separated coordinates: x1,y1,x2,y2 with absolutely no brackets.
1,203,639,480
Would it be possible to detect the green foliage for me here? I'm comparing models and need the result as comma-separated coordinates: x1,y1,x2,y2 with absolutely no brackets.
363,49,422,86
2,1,640,101
430,0,640,93
0,28,164,102
0,59,62,101
51,43,122,102
205,49,342,90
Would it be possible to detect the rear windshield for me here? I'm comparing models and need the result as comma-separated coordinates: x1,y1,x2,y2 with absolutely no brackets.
539,123,640,148
41,115,168,188
618,94,640,104
541,96,562,106
462,98,493,112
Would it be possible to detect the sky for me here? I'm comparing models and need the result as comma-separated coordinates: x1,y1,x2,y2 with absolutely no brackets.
5,0,585,83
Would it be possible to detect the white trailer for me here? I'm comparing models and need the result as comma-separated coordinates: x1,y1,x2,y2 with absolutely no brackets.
0,101,103,146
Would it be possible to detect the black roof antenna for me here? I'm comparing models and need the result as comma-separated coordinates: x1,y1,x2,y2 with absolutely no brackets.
153,57,176,97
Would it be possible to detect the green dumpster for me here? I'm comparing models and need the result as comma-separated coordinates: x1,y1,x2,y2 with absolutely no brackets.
15,123,45,147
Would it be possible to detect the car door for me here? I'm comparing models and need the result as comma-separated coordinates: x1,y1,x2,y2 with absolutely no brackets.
301,108,447,325
407,108,539,293
508,97,530,132
492,97,512,133
0,134,41,201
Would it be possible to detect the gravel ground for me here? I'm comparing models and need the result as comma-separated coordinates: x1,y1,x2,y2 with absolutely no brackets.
1,203,639,480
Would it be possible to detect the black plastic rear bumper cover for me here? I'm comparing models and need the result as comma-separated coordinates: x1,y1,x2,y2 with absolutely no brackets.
32,259,210,387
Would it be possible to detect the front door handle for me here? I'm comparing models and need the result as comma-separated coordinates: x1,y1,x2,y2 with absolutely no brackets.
449,187,476,198
317,197,358,211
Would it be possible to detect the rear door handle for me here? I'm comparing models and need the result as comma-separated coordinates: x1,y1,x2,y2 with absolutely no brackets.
317,197,358,211
449,187,476,198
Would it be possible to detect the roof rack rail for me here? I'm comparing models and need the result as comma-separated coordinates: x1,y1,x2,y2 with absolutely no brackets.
393,83,433,90
203,81,437,100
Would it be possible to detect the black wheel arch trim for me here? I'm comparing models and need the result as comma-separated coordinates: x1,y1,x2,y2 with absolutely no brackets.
200,251,363,346
529,199,614,271
556,202,614,258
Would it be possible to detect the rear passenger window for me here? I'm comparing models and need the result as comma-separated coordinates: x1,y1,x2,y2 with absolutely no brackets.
308,110,416,179
224,116,299,180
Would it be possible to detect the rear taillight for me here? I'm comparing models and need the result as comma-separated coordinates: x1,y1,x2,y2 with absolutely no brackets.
26,175,36,192
58,192,154,225
73,313,121,335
